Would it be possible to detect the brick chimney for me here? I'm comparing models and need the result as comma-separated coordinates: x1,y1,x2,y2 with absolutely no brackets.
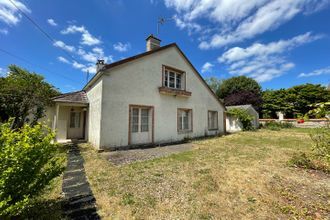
146,34,161,51
96,59,105,72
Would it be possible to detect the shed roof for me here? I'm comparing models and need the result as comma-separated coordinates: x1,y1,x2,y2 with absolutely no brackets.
226,104,253,110
52,91,88,104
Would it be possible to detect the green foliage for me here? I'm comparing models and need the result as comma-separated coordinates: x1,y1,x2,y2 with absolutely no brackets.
308,102,330,119
0,65,60,128
262,121,294,130
288,153,315,169
205,77,222,94
218,76,262,109
227,108,254,131
0,120,65,217
310,125,330,164
262,84,330,119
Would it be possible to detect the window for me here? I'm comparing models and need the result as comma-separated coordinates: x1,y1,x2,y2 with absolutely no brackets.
131,107,150,133
163,66,184,90
208,111,218,130
132,108,139,133
140,109,149,132
178,109,192,132
70,112,81,128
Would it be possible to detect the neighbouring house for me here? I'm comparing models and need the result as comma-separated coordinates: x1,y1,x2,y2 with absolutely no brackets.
226,105,259,132
45,35,226,150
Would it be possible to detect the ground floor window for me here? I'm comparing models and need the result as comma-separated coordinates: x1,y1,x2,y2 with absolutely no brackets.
70,112,81,128
177,108,192,132
208,111,218,130
131,107,150,133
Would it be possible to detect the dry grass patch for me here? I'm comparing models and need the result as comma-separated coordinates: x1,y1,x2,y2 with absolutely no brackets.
80,129,330,219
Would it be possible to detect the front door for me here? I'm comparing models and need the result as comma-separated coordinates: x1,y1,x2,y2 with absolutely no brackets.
130,106,153,145
67,110,84,139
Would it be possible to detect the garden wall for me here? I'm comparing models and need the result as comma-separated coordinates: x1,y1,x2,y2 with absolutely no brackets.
259,119,328,128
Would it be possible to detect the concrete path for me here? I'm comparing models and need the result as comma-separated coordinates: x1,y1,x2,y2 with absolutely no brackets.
104,143,194,165
62,144,100,219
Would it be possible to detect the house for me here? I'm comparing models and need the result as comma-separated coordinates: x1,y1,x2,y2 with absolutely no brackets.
46,35,226,150
226,105,259,132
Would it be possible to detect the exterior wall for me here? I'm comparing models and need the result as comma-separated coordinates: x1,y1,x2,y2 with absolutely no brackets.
226,116,242,132
98,46,225,149
86,78,103,148
226,107,259,132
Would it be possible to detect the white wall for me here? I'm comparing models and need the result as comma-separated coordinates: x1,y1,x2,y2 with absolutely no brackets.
226,115,242,132
86,78,103,148
96,46,225,149
226,107,259,132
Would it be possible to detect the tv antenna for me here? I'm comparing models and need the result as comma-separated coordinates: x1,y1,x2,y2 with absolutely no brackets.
157,16,174,36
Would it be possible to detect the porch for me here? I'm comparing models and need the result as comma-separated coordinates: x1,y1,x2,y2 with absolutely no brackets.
51,91,89,143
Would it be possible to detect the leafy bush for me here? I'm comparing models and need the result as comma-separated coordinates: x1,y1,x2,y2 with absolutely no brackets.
0,120,64,217
227,108,254,131
263,121,294,130
310,125,330,164
288,153,315,169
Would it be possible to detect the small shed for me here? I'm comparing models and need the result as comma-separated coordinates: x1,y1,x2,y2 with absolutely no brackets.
226,105,259,132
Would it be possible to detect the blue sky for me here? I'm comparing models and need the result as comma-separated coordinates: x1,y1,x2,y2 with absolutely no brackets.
0,0,329,93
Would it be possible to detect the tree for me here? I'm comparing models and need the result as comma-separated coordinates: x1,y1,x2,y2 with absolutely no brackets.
261,84,330,119
205,77,222,94
0,120,64,217
218,76,262,109
0,65,59,128
261,89,294,118
288,84,330,117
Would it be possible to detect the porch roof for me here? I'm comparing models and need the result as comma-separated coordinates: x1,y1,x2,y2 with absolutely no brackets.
52,91,88,104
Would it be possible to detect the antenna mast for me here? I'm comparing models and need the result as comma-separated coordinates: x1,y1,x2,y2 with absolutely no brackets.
86,70,90,83
157,17,174,36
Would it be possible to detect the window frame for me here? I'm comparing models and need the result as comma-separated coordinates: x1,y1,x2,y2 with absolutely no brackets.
208,110,218,130
69,111,81,128
177,108,193,133
162,65,186,90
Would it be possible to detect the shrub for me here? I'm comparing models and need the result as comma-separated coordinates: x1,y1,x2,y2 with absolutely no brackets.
263,121,294,130
0,120,64,217
227,108,254,131
288,153,315,169
310,125,330,164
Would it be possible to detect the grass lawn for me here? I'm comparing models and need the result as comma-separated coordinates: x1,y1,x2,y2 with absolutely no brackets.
79,129,330,219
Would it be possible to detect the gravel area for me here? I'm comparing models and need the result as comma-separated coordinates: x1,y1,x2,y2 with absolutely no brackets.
103,143,194,165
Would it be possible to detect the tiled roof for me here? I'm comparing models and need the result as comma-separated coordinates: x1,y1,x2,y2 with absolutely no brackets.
52,91,88,104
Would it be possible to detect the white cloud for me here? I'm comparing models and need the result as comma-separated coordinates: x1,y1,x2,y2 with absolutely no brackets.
47,18,57,26
53,40,76,53
72,61,85,69
164,0,329,49
0,67,8,76
201,62,214,73
57,56,70,64
298,66,330,77
0,0,31,25
113,42,131,52
219,32,322,63
218,33,321,82
61,25,101,46
0,28,8,34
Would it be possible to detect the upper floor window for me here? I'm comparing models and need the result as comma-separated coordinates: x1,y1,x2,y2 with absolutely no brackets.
163,66,185,90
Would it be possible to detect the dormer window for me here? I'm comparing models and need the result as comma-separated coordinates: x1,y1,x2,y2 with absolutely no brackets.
163,65,185,90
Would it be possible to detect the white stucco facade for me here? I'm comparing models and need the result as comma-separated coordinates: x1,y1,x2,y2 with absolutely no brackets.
89,46,225,149
46,43,226,150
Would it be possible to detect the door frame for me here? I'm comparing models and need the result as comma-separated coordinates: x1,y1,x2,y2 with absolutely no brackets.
128,104,154,145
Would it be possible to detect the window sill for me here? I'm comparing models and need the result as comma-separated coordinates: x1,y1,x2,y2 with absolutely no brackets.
178,129,192,134
159,86,192,97
208,128,219,131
